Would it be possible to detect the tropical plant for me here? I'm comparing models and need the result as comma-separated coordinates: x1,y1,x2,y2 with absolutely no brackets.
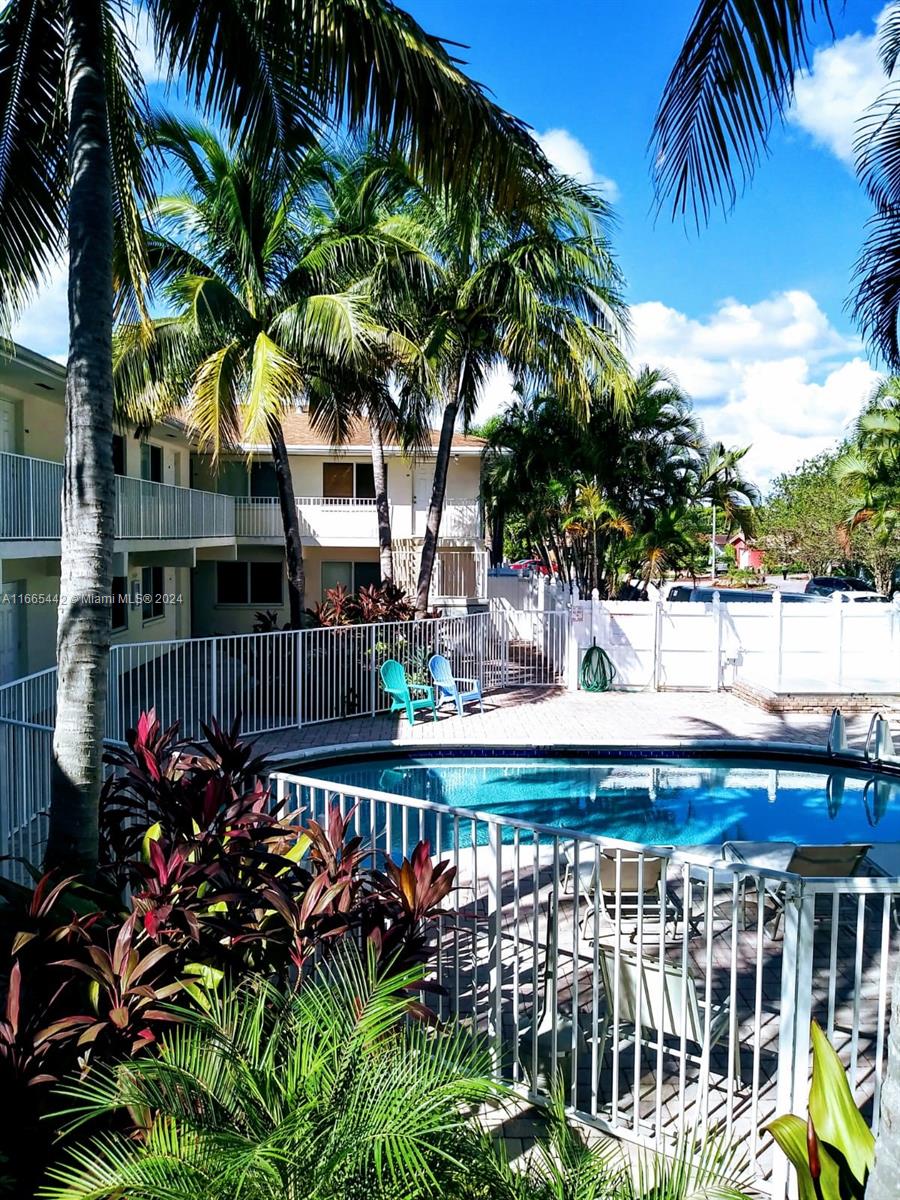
767,1021,874,1200
311,581,417,626
480,371,746,593
5,0,545,875
43,947,500,1200
401,168,632,613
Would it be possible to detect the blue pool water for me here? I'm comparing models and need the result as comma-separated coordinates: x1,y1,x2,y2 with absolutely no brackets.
305,754,900,846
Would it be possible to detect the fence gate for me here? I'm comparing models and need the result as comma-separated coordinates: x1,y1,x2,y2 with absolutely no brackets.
488,609,568,687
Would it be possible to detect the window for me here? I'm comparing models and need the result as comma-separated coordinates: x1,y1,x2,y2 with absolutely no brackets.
141,442,163,483
112,434,126,476
355,463,378,498
250,462,279,497
321,561,352,594
142,565,164,621
216,561,283,606
111,574,128,632
321,561,380,595
354,561,381,591
323,463,353,498
322,462,384,499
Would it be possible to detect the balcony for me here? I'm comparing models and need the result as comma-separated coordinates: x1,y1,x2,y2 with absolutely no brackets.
0,450,235,544
236,496,385,545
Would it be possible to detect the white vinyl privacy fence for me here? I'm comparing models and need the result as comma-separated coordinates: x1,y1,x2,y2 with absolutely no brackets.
492,576,900,694
276,771,900,1200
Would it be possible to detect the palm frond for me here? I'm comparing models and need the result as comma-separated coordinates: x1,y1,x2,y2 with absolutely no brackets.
652,0,832,224
0,0,66,331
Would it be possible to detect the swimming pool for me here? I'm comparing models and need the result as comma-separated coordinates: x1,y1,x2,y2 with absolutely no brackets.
303,751,900,846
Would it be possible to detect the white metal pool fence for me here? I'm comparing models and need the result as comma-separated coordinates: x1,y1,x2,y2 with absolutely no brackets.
0,608,568,876
275,770,900,1200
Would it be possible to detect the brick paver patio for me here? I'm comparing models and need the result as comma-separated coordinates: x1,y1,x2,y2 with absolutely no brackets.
256,686,873,761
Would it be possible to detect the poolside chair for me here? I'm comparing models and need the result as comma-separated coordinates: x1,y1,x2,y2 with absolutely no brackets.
723,841,871,936
427,653,483,716
379,659,437,725
570,849,684,942
596,947,741,1086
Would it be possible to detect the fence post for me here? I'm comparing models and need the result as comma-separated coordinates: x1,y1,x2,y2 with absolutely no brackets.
566,606,579,691
712,590,722,691
296,630,304,729
652,597,663,690
210,638,218,724
369,623,377,716
486,820,503,1067
772,590,783,691
832,592,844,689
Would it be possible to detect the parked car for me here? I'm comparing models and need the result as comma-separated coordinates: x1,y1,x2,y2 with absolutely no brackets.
804,576,875,596
666,586,822,604
508,558,556,575
804,576,891,603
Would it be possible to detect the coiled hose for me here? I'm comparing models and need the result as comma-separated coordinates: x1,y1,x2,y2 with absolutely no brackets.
580,644,616,692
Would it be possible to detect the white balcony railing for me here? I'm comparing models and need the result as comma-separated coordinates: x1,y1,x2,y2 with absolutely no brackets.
236,495,385,542
0,450,235,541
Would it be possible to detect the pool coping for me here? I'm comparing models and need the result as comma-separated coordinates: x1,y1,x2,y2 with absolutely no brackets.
265,736,900,779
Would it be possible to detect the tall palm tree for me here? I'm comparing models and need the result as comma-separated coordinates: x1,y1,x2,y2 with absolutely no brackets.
0,0,546,872
303,144,438,586
115,120,411,627
403,171,632,614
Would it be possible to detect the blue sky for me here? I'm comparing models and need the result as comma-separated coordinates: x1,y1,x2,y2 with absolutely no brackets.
14,0,892,487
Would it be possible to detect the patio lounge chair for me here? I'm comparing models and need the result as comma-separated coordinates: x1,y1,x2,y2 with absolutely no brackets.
379,659,437,725
723,841,871,936
568,849,685,941
596,947,741,1085
428,653,483,716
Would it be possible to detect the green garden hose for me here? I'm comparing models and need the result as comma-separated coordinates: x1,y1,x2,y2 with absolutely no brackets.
580,644,616,692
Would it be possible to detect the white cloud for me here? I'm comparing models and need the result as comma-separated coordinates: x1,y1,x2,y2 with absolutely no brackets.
631,290,879,486
790,8,891,165
535,128,620,202
473,364,517,427
121,5,167,86
11,260,68,361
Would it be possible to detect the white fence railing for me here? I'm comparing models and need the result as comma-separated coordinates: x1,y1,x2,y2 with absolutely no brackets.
235,495,387,542
0,449,235,541
394,544,490,601
275,771,900,1200
0,609,567,880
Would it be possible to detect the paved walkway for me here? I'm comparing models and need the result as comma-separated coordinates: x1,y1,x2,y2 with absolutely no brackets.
256,686,870,762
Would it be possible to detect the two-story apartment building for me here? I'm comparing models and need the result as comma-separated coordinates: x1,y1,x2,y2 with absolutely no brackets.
0,344,486,681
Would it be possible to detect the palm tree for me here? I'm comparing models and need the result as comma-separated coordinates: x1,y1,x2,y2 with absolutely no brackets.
402,171,632,614
692,443,758,576
115,120,415,627
44,948,500,1200
302,144,438,586
0,0,546,872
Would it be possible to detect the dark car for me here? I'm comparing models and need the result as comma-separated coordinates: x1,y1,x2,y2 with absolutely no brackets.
805,576,875,596
668,586,822,604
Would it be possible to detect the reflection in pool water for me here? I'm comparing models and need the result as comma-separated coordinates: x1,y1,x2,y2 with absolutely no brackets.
304,755,900,846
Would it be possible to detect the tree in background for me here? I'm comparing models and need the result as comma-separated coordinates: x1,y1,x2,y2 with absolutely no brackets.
401,168,632,614
480,368,750,594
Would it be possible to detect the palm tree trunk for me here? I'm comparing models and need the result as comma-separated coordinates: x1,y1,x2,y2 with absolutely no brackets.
368,406,393,584
267,416,305,627
415,391,459,616
46,0,115,872
870,963,900,1198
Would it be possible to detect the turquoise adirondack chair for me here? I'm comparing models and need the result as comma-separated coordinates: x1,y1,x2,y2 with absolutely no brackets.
380,659,437,725
428,653,483,716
